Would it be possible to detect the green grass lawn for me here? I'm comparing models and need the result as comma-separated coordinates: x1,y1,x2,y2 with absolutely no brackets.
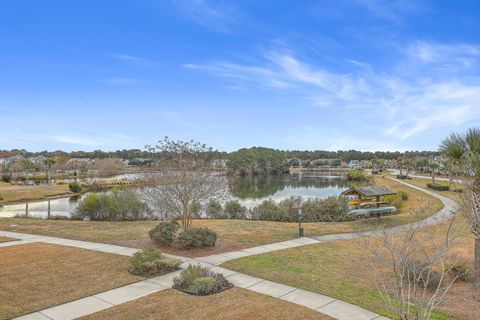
222,179,475,320
222,240,457,320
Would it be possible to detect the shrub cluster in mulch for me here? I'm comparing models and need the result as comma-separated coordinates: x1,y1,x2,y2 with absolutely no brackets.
173,264,233,296
129,248,182,277
427,183,450,191
149,221,218,249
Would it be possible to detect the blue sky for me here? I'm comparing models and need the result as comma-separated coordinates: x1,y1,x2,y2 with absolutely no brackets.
1,0,480,152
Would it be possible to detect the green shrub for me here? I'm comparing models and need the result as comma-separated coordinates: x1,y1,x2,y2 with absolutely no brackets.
149,221,180,246
129,248,181,276
224,200,247,219
396,175,408,179
206,199,224,219
427,183,450,191
177,227,217,248
397,190,409,201
449,263,472,281
1,173,11,183
191,276,216,295
405,260,444,289
300,196,350,222
173,264,233,295
68,181,82,193
347,170,367,181
74,190,152,221
251,199,279,221
382,194,403,209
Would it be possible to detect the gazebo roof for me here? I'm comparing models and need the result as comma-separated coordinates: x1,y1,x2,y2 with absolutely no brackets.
341,185,396,197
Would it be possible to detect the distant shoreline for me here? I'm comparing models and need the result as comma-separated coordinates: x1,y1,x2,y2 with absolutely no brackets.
289,167,353,173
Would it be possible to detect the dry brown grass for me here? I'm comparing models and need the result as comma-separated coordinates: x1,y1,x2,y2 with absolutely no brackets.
0,243,141,319
0,218,354,258
0,178,444,257
0,182,71,204
79,288,332,320
224,191,477,320
0,236,16,242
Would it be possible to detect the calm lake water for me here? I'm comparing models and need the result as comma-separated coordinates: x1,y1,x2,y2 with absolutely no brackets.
0,172,350,218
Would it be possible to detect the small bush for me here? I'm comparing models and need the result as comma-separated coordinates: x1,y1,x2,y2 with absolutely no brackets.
405,260,444,289
191,276,216,295
449,263,472,281
1,173,11,183
206,199,224,219
177,227,217,248
74,190,152,221
224,200,247,219
427,183,450,191
129,248,181,276
382,194,403,209
68,181,82,193
300,196,350,222
397,190,409,201
173,264,233,295
149,221,180,246
396,175,408,179
347,169,368,181
251,199,279,221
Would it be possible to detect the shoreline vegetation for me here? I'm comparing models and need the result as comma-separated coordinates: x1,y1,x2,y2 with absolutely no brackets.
0,176,443,258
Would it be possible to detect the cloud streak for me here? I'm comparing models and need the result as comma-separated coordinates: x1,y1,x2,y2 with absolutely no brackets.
184,41,480,140
171,0,240,33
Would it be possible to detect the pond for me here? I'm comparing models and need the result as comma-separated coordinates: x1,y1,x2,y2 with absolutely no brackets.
0,172,351,218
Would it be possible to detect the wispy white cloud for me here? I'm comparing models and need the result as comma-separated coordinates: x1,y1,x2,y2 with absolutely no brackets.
353,0,422,24
112,53,152,67
172,0,240,33
184,41,480,140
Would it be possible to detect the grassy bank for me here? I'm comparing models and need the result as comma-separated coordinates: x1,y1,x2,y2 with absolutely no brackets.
0,182,72,204
223,180,476,320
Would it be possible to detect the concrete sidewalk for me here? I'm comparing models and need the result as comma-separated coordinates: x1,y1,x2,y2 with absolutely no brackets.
4,178,458,320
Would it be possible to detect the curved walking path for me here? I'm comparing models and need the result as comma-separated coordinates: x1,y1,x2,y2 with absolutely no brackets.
1,178,459,320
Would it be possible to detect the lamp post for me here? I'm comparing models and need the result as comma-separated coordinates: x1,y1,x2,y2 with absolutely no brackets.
298,207,304,237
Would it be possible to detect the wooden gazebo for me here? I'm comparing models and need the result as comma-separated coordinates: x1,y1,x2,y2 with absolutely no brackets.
341,185,396,207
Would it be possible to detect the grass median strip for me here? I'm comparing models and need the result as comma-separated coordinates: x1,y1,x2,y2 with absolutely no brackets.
0,242,141,319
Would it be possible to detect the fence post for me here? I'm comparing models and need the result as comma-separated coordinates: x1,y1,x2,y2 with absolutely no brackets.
47,200,51,219
26,203,29,216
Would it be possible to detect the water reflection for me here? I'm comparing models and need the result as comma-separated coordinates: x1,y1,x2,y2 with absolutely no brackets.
0,172,350,218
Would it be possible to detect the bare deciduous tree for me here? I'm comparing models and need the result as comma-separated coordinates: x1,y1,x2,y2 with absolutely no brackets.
141,137,227,230
360,218,460,320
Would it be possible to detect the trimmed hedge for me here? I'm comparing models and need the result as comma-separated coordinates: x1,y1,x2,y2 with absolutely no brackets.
149,221,180,246
427,183,450,191
177,227,217,248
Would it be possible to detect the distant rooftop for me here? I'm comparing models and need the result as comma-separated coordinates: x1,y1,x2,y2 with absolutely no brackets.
341,185,396,198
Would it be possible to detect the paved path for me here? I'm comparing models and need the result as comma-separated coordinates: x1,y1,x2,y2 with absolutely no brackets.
388,169,470,184
2,178,458,320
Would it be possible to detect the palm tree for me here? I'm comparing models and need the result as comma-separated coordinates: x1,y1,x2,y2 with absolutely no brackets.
428,163,439,184
44,158,56,185
440,128,480,290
